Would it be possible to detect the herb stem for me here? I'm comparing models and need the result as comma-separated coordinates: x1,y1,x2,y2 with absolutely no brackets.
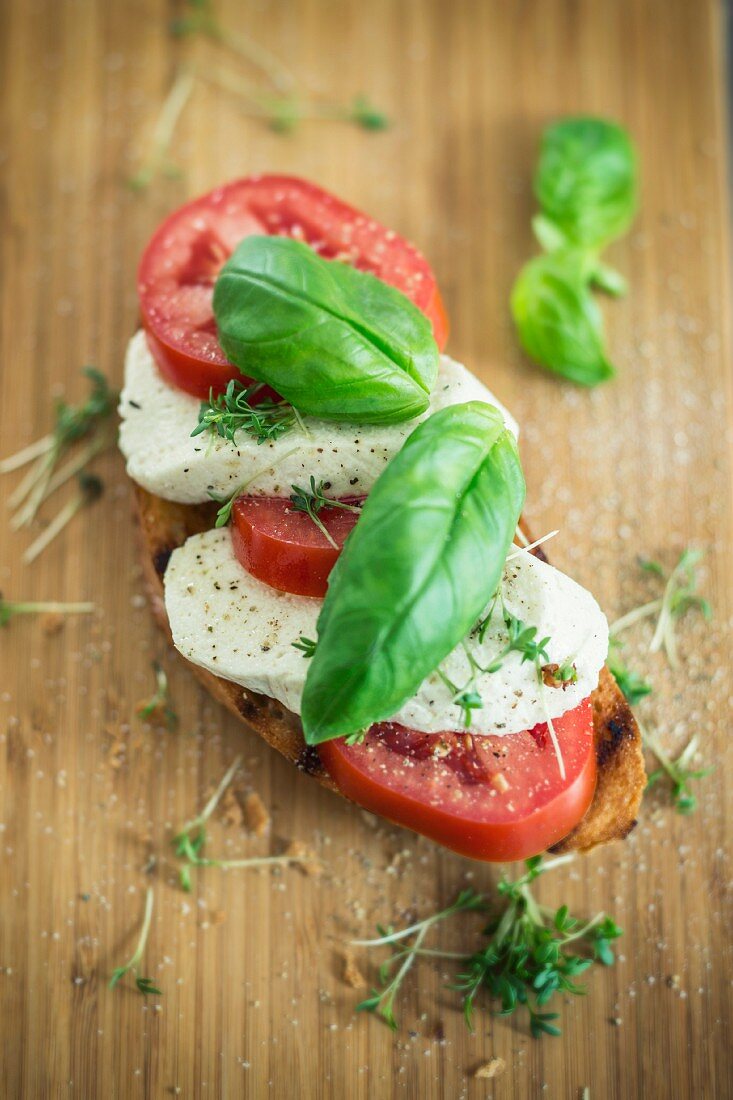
41,428,115,504
0,434,54,474
109,886,159,993
128,70,195,191
610,598,663,636
0,598,95,627
506,529,559,561
179,755,243,837
23,476,103,564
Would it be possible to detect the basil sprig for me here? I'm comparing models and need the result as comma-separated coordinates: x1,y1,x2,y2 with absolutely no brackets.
300,402,525,744
213,236,439,425
512,117,637,386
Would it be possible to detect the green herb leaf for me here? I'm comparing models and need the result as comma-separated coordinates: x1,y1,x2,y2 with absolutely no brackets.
534,117,637,249
292,636,317,658
607,645,653,705
109,888,160,996
511,252,615,386
353,857,620,1036
300,402,525,743
642,726,711,815
192,379,297,445
213,236,439,425
289,476,361,548
137,662,178,730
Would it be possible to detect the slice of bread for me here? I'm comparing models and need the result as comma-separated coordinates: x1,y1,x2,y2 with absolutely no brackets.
134,485,646,854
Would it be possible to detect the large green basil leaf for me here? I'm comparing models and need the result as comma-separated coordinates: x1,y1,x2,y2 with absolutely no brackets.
534,117,637,249
300,401,525,743
213,236,439,425
511,252,615,386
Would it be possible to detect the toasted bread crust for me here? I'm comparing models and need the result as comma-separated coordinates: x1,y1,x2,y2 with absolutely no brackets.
134,485,646,853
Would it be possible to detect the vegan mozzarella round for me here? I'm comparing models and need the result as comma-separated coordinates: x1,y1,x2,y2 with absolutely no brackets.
118,330,519,504
164,528,608,737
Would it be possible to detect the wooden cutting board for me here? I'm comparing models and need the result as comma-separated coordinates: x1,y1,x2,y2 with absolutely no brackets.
1,0,731,1096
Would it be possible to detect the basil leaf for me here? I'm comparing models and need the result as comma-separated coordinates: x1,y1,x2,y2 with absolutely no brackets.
511,252,615,386
213,236,439,425
300,402,525,744
534,117,637,249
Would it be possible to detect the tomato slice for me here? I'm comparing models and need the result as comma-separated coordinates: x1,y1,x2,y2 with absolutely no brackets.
138,176,449,398
231,494,363,597
318,699,596,862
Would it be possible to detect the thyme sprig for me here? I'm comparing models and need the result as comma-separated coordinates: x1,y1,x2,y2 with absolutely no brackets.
354,856,621,1036
289,477,361,550
192,379,297,445
137,662,179,730
0,596,95,628
641,724,712,815
109,887,162,996
610,550,711,668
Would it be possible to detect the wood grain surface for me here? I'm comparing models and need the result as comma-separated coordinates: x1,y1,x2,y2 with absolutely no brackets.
1,0,731,1097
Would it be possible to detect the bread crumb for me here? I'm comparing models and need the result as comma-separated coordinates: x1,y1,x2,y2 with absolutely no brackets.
474,1057,506,1080
244,792,270,837
284,840,322,876
41,612,65,636
221,786,244,828
342,951,366,989
108,740,126,769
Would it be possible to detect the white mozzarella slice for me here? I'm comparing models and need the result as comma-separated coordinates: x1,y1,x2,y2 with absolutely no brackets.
119,330,519,504
164,529,608,737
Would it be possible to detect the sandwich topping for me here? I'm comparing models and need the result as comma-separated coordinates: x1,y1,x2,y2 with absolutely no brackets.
120,177,610,862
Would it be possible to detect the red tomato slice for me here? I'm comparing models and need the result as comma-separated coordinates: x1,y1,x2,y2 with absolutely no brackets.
231,494,364,598
318,699,596,862
138,176,449,399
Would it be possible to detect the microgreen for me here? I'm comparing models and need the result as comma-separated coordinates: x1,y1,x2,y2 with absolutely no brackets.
353,856,621,1036
109,887,162,996
170,2,388,135
192,379,297,446
172,756,315,890
641,724,712,815
292,636,317,659
541,660,578,688
607,639,653,705
208,485,242,528
0,596,95,628
137,662,178,730
127,70,195,191
610,549,711,668
353,889,486,1030
436,668,483,730
289,477,361,550
484,611,551,673
455,857,620,1035
1,367,117,529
